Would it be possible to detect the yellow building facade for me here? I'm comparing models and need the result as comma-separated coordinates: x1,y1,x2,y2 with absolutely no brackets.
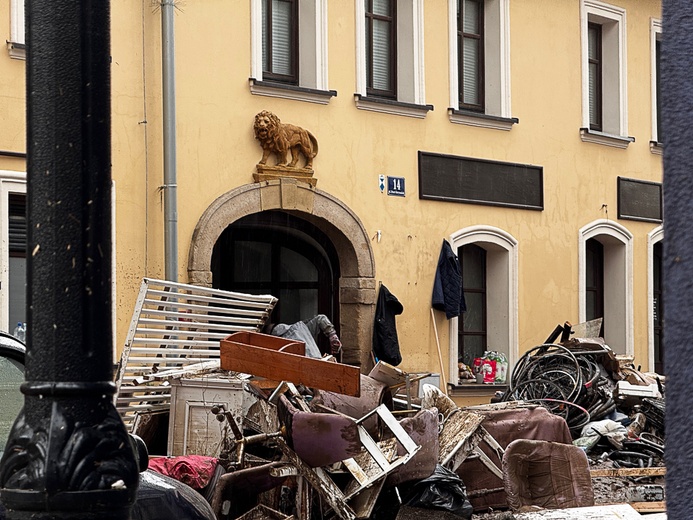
0,0,663,403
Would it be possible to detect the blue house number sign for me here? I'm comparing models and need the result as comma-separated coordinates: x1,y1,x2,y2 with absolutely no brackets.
387,176,405,197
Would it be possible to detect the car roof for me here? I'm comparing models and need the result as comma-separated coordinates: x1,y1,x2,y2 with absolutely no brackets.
0,331,25,364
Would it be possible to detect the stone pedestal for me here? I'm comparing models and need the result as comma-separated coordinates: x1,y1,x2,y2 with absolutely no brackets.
254,164,317,187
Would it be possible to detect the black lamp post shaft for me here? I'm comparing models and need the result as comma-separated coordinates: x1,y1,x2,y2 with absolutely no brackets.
0,1,139,518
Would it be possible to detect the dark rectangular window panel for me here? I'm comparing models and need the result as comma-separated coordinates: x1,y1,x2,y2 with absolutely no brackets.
588,22,602,131
458,0,484,111
617,177,662,222
418,151,544,210
262,0,298,85
656,38,662,143
366,0,397,99
9,193,26,256
459,244,486,367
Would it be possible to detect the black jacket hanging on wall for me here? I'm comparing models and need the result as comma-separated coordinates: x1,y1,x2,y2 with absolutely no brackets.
373,284,404,366
432,239,467,319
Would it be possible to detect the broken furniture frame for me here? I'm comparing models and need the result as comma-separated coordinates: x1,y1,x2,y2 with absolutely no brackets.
114,278,277,431
341,404,421,497
368,360,432,413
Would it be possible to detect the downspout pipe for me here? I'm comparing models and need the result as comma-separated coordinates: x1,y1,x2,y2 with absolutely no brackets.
162,0,178,282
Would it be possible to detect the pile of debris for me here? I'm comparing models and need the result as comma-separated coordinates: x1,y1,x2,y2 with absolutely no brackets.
115,282,666,519
132,335,664,519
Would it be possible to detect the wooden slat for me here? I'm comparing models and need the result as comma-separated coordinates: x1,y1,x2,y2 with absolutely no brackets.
629,501,666,513
130,337,221,347
221,331,360,396
114,278,276,430
590,467,666,478
145,289,273,309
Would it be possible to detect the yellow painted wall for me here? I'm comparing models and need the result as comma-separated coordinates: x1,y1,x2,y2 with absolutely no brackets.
109,0,663,376
0,0,663,392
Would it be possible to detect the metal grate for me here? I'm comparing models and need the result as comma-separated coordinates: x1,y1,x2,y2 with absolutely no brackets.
114,278,277,431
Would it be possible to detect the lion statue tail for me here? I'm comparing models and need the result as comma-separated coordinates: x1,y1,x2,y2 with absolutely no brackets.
308,131,319,158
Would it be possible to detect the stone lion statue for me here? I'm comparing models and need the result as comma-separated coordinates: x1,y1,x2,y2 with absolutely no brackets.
254,110,318,169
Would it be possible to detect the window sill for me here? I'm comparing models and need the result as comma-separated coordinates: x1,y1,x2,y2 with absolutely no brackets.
354,94,433,119
579,128,634,149
6,41,26,60
649,141,663,156
448,382,508,398
448,109,518,131
249,79,337,105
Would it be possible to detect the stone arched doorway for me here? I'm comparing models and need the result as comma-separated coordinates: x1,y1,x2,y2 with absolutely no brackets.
188,179,376,369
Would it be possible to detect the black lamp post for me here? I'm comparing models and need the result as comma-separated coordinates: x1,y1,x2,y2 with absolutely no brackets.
0,1,139,518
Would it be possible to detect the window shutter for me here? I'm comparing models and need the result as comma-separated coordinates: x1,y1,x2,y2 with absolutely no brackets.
588,24,601,129
8,194,26,255
372,19,391,91
271,0,293,76
460,0,483,109
462,39,479,105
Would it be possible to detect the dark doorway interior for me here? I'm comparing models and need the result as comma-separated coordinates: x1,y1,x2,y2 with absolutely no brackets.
211,211,340,340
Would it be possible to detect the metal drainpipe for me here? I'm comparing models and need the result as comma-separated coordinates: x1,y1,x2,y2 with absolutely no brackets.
162,0,178,282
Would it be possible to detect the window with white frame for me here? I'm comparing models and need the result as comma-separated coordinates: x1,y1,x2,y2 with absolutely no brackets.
448,226,518,386
250,0,334,104
650,18,663,153
579,220,633,356
0,173,27,333
355,0,431,118
447,0,514,130
580,0,632,148
9,0,26,59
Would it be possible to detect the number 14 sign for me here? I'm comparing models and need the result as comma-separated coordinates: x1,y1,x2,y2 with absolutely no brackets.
387,176,405,197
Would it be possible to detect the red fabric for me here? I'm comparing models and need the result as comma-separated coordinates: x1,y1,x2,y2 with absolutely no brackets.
148,455,219,490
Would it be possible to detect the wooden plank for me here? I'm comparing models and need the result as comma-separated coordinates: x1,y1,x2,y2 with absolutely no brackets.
221,332,361,396
590,467,666,478
628,501,666,513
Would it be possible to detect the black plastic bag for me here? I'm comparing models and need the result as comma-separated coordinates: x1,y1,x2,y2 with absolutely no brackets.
403,465,473,519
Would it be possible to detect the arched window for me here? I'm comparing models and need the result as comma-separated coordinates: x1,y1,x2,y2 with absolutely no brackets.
211,211,340,339
579,220,633,355
449,226,518,384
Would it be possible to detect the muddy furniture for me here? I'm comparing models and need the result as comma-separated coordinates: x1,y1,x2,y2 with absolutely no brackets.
457,405,573,512
220,331,361,396
167,374,256,457
278,394,362,467
502,439,594,511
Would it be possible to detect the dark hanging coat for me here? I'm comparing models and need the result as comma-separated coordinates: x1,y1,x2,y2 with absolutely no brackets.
372,284,404,366
432,239,467,319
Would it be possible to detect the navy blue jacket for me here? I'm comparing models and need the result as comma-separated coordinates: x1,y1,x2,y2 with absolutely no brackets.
432,240,467,319
373,284,403,366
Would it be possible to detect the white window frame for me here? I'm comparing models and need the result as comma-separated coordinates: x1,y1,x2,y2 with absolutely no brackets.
580,0,631,148
9,0,26,60
447,0,513,130
355,0,428,118
250,0,331,104
647,225,663,372
0,171,27,333
448,226,518,385
578,219,633,356
650,18,663,155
